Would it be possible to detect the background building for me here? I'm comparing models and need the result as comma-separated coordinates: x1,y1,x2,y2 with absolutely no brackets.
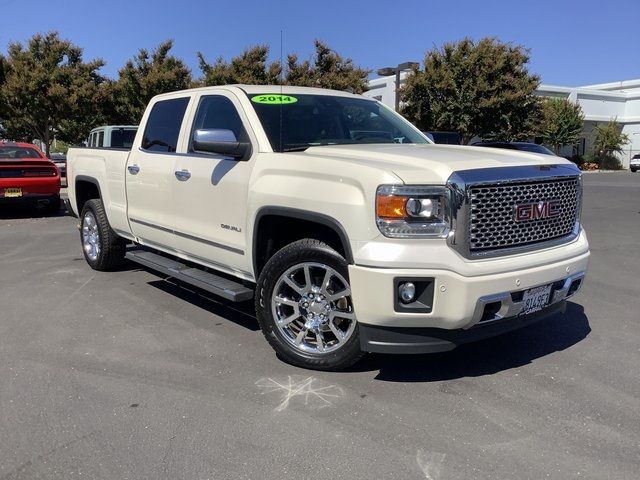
366,74,640,167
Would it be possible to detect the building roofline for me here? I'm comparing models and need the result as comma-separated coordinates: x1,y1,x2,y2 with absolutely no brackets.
538,83,628,99
578,78,640,91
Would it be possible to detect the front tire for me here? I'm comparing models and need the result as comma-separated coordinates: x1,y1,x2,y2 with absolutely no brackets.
255,239,364,371
80,199,126,271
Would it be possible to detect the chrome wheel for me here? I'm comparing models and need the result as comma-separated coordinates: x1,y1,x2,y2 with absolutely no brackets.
82,211,100,261
271,262,356,354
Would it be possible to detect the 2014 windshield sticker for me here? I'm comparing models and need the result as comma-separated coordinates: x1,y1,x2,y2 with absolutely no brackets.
251,94,298,105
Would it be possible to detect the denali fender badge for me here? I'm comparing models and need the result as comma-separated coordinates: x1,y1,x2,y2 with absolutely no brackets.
514,200,561,222
221,223,242,233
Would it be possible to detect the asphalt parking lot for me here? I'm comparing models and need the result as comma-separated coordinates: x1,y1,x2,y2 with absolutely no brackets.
0,172,638,480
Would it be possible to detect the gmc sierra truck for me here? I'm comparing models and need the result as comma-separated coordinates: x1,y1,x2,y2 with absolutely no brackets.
66,85,590,370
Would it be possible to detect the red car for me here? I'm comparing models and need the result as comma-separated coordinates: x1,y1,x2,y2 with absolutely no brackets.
0,141,61,213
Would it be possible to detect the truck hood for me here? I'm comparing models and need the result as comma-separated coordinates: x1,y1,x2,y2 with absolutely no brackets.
301,143,571,184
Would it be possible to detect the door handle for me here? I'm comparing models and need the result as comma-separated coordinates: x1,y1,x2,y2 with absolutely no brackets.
174,169,191,181
127,165,140,175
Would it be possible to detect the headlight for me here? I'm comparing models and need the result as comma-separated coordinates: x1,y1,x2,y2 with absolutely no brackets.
376,185,451,238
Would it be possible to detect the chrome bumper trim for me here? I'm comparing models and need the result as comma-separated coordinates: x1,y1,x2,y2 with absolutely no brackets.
469,271,585,328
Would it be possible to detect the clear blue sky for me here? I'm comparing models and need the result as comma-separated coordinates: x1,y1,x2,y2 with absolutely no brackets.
1,0,637,86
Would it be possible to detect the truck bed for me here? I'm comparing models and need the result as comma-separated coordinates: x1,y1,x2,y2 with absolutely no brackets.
66,147,132,236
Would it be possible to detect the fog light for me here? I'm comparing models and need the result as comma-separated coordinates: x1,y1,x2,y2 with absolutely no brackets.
398,282,416,303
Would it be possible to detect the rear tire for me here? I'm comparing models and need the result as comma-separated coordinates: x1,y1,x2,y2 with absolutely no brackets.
80,199,126,271
255,239,364,371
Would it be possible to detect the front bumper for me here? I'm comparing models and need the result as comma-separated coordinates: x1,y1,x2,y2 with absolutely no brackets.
349,250,589,329
359,301,567,354
349,244,589,352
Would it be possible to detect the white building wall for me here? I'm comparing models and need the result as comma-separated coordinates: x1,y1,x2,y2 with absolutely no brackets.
363,72,410,108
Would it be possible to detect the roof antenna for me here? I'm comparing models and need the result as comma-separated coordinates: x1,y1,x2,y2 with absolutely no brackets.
279,29,284,152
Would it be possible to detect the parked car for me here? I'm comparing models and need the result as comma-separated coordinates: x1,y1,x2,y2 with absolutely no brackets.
49,152,67,178
423,131,461,145
87,125,138,149
0,141,61,213
473,141,555,156
66,85,589,370
630,154,640,172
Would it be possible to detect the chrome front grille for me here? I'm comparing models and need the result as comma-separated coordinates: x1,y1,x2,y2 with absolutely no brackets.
468,177,580,252
446,165,583,259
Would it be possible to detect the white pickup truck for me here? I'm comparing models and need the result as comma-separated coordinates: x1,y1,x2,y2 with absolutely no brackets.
66,85,590,370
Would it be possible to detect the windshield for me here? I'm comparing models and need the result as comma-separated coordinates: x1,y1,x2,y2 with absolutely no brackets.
0,146,43,159
475,142,555,156
248,94,428,152
513,143,555,155
111,128,137,148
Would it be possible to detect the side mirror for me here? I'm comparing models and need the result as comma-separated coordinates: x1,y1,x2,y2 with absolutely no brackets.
192,128,252,161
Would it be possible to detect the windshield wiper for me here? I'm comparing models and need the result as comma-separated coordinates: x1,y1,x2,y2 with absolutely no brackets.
282,146,311,152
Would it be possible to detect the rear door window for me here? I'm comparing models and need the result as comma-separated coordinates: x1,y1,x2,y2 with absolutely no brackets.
142,98,190,152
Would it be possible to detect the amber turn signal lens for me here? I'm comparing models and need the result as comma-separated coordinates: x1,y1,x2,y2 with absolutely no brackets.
376,195,408,219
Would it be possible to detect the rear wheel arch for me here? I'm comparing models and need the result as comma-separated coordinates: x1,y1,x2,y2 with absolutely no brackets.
252,207,354,277
75,175,102,214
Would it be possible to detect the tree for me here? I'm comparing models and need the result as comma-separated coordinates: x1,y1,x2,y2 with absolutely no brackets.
285,40,370,93
593,120,629,169
198,45,281,86
0,54,5,88
197,40,369,93
0,32,106,154
539,98,584,154
400,37,541,144
113,40,192,124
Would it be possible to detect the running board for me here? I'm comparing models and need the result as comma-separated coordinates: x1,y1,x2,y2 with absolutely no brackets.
125,248,254,302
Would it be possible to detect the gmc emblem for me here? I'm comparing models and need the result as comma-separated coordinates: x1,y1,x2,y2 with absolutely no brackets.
514,200,561,222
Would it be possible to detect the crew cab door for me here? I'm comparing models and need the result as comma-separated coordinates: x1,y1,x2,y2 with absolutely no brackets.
170,92,256,278
125,96,191,249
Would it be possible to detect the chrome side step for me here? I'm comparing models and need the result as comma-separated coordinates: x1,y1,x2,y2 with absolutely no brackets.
125,248,254,302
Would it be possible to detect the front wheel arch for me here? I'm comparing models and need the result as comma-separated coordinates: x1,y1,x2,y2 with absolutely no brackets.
252,207,354,277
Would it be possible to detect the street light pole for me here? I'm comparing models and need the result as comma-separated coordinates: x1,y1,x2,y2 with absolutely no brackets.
377,61,419,111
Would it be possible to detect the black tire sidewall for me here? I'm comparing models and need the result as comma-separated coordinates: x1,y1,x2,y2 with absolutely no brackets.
255,239,362,370
80,200,102,269
79,199,124,271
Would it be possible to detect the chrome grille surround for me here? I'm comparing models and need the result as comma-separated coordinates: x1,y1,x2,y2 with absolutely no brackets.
446,164,582,259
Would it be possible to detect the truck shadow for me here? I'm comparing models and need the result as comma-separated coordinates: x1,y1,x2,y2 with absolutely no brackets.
146,278,259,331
353,302,590,382
130,271,590,380
0,203,66,220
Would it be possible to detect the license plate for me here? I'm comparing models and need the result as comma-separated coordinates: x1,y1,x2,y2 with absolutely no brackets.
4,188,22,197
520,284,552,315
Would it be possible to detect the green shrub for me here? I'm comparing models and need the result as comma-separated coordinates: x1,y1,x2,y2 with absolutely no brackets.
597,154,623,170
566,154,585,166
